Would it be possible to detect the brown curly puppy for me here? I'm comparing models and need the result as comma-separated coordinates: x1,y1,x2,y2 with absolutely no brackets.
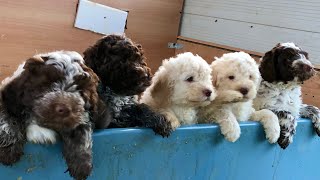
83,34,173,136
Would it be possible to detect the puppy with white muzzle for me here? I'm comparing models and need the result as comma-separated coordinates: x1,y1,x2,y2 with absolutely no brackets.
253,43,319,149
198,52,280,143
140,52,215,129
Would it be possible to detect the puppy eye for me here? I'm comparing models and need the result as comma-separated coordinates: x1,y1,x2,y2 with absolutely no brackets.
186,76,194,82
228,76,235,80
249,75,253,79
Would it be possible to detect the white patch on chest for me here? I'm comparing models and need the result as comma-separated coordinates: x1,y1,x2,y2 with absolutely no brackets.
26,119,58,144
172,106,197,125
253,81,301,117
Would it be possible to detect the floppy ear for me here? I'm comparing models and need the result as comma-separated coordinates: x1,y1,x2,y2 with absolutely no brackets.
210,61,219,87
259,48,278,82
23,56,45,73
150,72,172,108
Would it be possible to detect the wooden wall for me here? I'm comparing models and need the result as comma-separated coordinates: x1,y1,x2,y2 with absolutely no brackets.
180,0,320,65
176,37,320,108
0,0,184,80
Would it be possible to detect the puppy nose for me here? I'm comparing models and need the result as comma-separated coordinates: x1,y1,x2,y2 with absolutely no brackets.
239,88,249,95
55,104,71,115
203,89,212,97
302,64,312,72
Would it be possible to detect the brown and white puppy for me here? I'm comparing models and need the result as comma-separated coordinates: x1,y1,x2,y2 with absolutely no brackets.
140,52,215,129
0,51,111,180
253,42,319,149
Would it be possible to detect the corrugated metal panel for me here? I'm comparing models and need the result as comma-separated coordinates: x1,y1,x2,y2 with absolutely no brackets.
184,0,320,33
180,13,320,64
0,119,320,180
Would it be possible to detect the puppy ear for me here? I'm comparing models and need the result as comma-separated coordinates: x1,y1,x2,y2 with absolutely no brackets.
23,56,45,72
210,61,219,87
259,47,278,82
150,72,172,108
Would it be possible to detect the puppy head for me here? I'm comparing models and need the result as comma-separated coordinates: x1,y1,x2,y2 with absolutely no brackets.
150,52,215,107
25,51,86,82
83,34,151,95
212,52,260,102
33,91,87,131
260,42,315,83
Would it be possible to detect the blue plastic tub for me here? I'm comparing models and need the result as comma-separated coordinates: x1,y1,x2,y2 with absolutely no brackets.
0,118,319,180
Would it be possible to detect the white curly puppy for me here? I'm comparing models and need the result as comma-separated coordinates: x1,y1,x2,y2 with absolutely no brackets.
140,52,215,129
198,52,280,143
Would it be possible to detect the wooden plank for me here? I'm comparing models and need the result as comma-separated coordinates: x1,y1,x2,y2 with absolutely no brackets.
184,0,320,33
0,0,184,80
175,39,320,107
302,74,320,108
180,13,320,65
177,36,264,57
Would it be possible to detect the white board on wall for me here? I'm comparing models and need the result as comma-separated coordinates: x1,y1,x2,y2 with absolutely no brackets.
180,0,320,65
74,0,128,35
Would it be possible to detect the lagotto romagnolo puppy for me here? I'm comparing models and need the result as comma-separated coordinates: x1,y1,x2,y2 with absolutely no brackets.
198,52,280,143
140,52,215,129
0,51,111,180
253,43,319,149
83,34,173,136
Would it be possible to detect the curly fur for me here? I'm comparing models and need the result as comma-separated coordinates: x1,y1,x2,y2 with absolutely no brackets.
83,34,173,137
84,34,151,95
253,42,318,149
141,52,215,129
0,51,110,180
199,52,280,143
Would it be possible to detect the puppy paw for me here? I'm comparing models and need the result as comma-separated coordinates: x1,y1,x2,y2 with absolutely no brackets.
170,120,181,130
277,126,295,149
66,162,92,180
313,122,320,136
266,126,280,144
274,111,296,149
152,116,173,138
224,129,240,142
220,122,241,142
311,114,320,136
0,143,24,166
26,124,58,144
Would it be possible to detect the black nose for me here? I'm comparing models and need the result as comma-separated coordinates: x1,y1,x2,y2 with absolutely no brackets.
239,88,248,95
203,89,212,97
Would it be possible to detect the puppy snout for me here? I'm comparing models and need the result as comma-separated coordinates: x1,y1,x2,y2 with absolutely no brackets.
203,89,212,97
55,104,71,116
300,64,312,72
239,87,249,95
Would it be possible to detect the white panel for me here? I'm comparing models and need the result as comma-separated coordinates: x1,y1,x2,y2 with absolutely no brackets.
74,0,128,35
180,14,320,64
184,0,320,33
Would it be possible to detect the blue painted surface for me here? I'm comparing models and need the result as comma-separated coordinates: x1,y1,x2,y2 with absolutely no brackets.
0,118,319,180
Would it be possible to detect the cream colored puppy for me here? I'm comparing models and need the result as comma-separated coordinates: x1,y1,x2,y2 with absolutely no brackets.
140,52,215,129
198,52,280,143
